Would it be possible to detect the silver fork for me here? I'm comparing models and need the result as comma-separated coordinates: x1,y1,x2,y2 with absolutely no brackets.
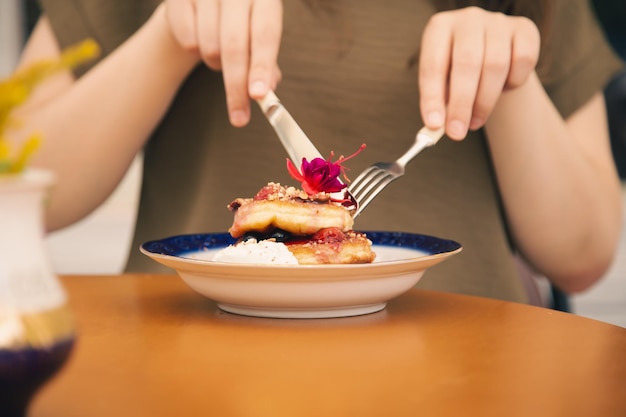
349,126,445,218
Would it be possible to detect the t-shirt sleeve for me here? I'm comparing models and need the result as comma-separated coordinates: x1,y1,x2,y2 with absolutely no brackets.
538,0,624,119
37,0,156,77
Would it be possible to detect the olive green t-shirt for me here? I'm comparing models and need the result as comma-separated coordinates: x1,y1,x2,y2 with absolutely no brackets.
40,0,623,303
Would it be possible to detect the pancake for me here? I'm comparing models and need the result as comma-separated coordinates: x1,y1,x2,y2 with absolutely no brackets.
226,183,375,264
228,199,354,238
286,228,376,265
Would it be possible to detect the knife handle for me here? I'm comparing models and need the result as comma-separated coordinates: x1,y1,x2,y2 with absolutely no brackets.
256,90,281,119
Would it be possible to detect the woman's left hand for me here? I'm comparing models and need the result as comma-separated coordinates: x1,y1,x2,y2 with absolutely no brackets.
418,7,541,139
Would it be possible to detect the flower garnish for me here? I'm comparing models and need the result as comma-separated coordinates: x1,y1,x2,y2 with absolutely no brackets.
287,144,366,196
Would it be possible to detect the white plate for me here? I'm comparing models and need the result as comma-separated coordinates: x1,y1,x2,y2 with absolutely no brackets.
140,231,462,319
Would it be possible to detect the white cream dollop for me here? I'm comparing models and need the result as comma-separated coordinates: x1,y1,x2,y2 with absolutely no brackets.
212,238,299,265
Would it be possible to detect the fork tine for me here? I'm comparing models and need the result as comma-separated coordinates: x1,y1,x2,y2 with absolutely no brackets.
350,172,387,197
353,175,398,218
351,171,394,202
349,166,382,194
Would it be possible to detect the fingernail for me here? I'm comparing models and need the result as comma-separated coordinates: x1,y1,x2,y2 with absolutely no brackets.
448,120,467,139
249,81,267,97
230,110,248,126
427,111,444,127
469,117,484,130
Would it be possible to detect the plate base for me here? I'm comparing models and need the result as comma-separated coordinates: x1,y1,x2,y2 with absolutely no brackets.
217,303,387,319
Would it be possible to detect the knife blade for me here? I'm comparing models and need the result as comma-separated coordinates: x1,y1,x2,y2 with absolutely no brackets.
256,91,356,210
256,91,324,167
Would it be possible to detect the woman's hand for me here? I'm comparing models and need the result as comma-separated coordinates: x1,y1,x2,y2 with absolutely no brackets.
419,7,541,140
164,0,283,127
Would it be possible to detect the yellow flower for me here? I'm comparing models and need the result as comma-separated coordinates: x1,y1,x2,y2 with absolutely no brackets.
0,39,100,174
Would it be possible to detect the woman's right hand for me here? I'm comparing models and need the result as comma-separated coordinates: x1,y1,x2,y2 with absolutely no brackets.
164,0,283,127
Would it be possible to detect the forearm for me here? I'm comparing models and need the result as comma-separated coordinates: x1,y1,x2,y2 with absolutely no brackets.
15,5,198,230
485,72,623,292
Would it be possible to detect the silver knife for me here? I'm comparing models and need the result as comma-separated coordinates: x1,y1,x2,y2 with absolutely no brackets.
256,91,324,166
256,91,356,210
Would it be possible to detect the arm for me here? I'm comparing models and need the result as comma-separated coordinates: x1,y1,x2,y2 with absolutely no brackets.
486,74,622,293
14,5,198,230
12,1,283,231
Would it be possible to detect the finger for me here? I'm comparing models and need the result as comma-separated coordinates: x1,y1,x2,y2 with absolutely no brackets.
248,0,283,98
165,0,199,53
196,0,221,69
446,21,485,140
470,14,511,130
419,13,453,130
506,17,540,89
220,0,253,126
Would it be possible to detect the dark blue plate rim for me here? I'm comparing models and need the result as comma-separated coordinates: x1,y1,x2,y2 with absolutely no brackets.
141,231,462,257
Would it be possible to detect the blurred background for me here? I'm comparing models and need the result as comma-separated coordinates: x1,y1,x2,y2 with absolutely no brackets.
2,0,624,327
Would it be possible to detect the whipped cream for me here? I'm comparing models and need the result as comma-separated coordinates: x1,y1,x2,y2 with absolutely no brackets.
213,239,299,265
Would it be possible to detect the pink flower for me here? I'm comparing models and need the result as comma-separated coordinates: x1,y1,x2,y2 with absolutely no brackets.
287,144,366,196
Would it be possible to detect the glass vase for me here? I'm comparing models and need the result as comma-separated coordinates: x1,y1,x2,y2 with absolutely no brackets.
0,169,75,417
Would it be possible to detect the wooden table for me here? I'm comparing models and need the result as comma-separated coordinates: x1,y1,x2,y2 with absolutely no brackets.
30,274,626,417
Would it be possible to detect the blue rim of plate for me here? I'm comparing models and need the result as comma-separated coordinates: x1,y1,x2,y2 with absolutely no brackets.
140,231,462,258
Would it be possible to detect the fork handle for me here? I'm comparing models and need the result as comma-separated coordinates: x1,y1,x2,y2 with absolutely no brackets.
396,126,445,166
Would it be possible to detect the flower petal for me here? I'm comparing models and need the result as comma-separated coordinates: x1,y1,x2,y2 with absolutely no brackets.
286,159,305,181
